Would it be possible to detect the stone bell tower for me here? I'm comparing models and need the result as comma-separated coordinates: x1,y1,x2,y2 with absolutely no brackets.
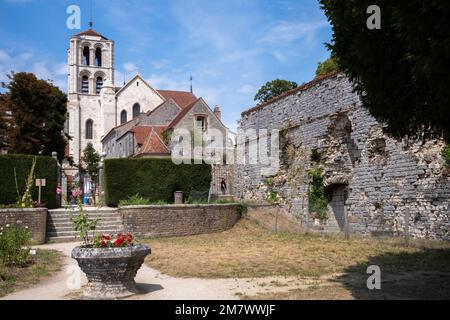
65,27,115,176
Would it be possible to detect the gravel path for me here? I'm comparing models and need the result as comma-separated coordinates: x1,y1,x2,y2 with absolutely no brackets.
1,242,316,300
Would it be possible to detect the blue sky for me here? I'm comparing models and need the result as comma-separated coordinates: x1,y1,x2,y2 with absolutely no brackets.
0,0,332,130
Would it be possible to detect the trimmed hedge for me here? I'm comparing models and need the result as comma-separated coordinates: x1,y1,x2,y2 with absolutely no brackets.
104,158,212,207
0,154,58,208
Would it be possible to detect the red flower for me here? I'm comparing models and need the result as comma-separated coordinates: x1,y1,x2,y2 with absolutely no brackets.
114,237,125,247
127,234,133,243
102,234,112,241
100,240,108,247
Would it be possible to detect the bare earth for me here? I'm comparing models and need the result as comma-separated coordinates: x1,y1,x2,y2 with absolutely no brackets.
1,242,319,300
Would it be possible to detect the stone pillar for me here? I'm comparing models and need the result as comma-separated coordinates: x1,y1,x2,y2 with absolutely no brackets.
61,172,68,206
98,152,106,207
174,191,183,205
53,152,62,208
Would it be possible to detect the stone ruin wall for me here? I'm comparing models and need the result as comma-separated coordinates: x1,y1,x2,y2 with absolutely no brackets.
235,73,450,240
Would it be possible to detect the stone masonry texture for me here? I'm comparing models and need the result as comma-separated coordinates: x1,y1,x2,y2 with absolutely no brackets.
121,204,241,238
0,208,47,244
235,72,450,240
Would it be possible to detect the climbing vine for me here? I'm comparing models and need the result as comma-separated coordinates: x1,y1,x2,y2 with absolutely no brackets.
162,129,173,146
264,178,280,204
307,166,328,221
442,144,450,166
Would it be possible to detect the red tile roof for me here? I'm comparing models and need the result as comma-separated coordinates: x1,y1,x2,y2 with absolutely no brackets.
157,90,197,108
76,29,109,40
136,127,170,156
132,126,152,145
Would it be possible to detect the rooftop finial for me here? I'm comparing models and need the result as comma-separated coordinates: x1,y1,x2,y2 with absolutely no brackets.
89,0,93,29
190,75,193,94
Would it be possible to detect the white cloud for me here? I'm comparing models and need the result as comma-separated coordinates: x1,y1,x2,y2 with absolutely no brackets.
0,48,67,92
123,62,138,73
238,84,255,94
0,50,10,62
261,20,328,45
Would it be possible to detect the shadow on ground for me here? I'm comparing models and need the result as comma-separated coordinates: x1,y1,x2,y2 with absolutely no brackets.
135,283,164,295
334,248,450,300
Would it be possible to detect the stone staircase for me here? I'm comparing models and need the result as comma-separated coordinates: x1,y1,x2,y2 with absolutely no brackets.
46,207,124,243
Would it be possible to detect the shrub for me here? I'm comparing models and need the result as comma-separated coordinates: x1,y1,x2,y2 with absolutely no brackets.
119,194,152,207
308,167,328,221
0,155,58,208
235,203,248,218
442,144,450,166
104,158,211,207
214,198,236,204
185,197,209,205
0,224,31,266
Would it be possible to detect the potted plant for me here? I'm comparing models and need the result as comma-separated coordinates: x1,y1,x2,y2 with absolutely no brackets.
70,189,151,299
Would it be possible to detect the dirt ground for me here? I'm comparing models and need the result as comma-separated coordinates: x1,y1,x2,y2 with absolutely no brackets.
2,209,450,300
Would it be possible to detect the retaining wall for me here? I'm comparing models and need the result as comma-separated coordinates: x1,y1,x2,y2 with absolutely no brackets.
0,208,47,244
120,204,241,238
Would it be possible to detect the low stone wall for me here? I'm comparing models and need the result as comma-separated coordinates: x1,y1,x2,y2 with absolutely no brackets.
0,208,47,244
120,204,241,238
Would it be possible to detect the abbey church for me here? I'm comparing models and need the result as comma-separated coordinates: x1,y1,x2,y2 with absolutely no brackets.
64,28,232,183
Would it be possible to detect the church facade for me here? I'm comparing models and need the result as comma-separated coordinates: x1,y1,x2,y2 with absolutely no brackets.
64,28,232,183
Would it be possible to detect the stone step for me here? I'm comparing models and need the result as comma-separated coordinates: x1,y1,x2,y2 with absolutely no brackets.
47,219,121,225
47,224,123,230
48,212,120,218
46,224,122,232
47,217,121,223
46,229,122,238
46,236,80,243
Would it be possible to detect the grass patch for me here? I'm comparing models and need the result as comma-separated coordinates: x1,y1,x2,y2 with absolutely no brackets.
0,249,62,297
144,217,450,279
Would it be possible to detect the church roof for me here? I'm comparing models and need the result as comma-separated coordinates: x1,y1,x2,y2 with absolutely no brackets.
167,98,201,129
75,29,109,40
135,126,170,156
157,90,197,108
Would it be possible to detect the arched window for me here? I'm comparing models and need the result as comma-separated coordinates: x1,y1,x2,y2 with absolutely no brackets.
81,76,89,94
95,47,102,67
96,77,103,94
85,119,93,139
83,46,90,65
132,103,141,119
120,110,127,125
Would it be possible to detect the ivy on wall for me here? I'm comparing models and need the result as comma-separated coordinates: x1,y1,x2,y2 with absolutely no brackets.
442,144,450,167
307,166,328,221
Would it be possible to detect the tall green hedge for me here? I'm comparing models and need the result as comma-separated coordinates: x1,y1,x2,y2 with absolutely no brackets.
0,154,58,208
104,158,212,207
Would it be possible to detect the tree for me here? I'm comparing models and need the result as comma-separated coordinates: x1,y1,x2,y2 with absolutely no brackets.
320,1,450,142
315,56,339,77
1,72,68,159
254,79,298,104
0,93,12,150
82,143,100,184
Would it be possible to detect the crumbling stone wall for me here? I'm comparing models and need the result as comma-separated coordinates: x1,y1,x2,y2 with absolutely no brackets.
236,73,450,240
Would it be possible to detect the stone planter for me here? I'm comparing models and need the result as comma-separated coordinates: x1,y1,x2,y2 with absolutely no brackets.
72,244,151,299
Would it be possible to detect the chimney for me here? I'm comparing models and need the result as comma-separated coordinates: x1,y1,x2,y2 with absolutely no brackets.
214,106,221,120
